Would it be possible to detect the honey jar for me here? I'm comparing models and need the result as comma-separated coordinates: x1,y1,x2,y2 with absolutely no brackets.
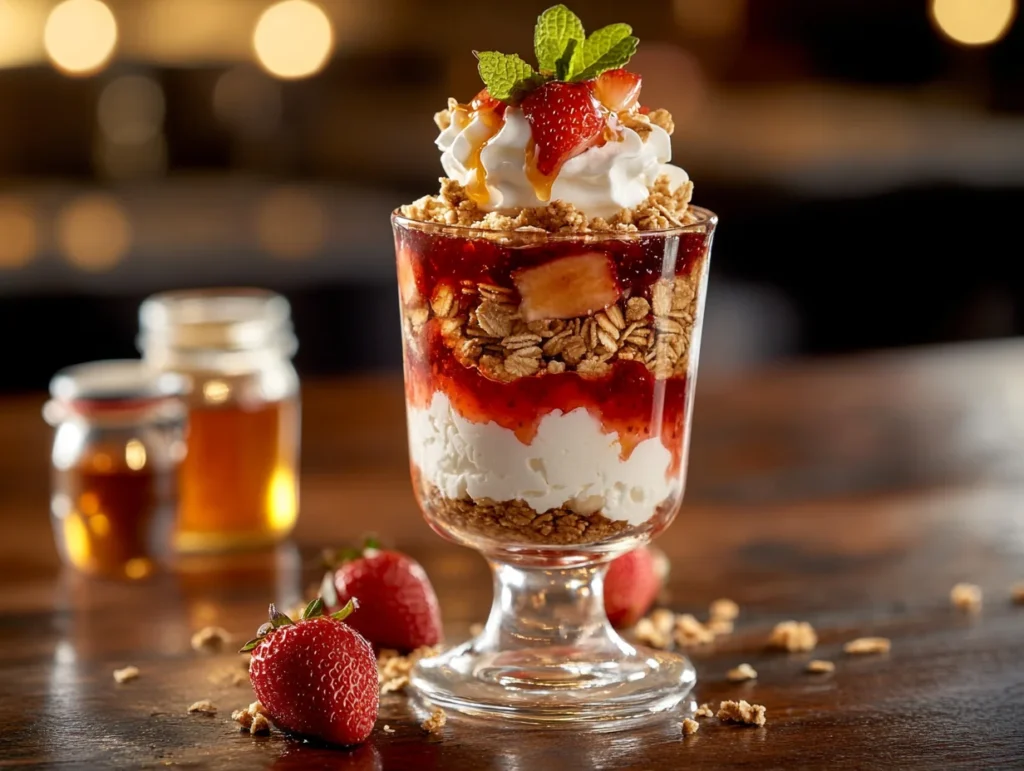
138,289,300,553
44,360,187,580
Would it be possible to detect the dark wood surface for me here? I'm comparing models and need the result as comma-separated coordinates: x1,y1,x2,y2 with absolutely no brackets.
2,342,1023,770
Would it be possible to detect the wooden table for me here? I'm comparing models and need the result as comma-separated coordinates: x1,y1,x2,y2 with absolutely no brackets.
2,342,1023,770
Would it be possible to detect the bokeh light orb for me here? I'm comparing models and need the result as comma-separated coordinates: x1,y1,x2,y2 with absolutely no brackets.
930,0,1016,46
44,0,118,76
253,0,334,80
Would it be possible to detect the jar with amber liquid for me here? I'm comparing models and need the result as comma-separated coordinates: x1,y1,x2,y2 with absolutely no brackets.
139,289,300,553
45,361,187,579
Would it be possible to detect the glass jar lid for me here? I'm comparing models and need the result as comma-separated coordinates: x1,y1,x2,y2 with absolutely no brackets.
138,288,295,353
44,360,187,424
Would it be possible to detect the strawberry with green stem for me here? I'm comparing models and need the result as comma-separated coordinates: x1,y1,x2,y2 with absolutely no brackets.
242,598,379,746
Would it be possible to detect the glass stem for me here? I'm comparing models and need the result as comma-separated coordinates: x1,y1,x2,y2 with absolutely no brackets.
477,560,621,654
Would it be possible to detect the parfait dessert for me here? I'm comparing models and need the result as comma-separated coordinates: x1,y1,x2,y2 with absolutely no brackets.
394,5,716,724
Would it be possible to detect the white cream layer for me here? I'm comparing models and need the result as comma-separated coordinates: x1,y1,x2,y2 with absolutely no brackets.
437,107,689,219
407,390,673,527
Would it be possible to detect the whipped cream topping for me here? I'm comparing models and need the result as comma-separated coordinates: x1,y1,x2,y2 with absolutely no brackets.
407,390,676,527
437,107,689,219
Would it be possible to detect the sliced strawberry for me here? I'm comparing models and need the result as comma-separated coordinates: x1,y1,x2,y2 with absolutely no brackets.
471,87,506,116
591,69,643,113
513,252,621,322
521,81,604,177
396,245,420,306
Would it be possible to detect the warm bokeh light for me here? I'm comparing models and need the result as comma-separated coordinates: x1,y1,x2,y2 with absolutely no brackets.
213,65,283,138
0,198,39,269
0,1,48,69
44,0,118,76
255,187,326,259
253,0,334,80
98,76,166,144
673,0,747,37
930,0,1017,46
56,194,132,272
125,439,147,471
202,380,231,405
266,466,298,532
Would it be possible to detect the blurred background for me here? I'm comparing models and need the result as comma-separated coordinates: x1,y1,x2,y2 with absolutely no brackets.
1,0,1022,393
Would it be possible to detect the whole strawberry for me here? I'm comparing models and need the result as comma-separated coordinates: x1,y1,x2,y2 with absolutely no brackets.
324,541,443,652
521,80,603,177
243,599,378,746
604,546,662,628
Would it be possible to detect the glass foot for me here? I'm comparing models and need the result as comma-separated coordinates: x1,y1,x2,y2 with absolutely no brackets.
410,560,696,728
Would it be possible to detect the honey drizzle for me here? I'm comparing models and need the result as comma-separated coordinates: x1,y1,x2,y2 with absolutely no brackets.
465,108,505,206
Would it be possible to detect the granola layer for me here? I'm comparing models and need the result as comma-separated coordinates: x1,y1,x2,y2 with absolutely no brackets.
404,257,705,383
400,174,695,235
424,484,631,545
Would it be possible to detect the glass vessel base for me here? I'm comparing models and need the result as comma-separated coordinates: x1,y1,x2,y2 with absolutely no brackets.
410,560,695,729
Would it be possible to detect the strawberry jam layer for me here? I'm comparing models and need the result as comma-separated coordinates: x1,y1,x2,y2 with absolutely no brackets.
405,322,690,474
397,223,709,306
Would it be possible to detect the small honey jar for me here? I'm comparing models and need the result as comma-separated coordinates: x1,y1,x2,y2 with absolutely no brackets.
138,289,301,553
44,361,187,580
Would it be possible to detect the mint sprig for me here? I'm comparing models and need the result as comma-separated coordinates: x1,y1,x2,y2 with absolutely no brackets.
473,5,639,104
534,5,585,73
572,23,638,82
476,51,538,102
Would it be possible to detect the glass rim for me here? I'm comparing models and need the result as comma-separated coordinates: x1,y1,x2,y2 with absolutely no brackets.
392,204,717,241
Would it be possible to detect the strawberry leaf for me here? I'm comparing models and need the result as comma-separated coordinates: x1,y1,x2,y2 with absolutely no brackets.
573,24,638,81
476,51,538,102
300,597,324,620
534,4,585,73
554,38,579,82
268,603,294,629
330,598,359,623
239,637,262,653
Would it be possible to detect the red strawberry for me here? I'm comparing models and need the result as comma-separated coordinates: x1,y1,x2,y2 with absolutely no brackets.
604,546,661,628
521,81,604,176
244,599,378,746
591,69,643,113
324,542,443,652
471,87,506,116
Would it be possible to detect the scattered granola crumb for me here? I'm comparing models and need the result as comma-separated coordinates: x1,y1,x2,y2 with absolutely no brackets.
843,637,891,655
249,701,267,716
682,717,699,735
113,666,139,683
649,608,676,636
249,713,271,735
717,699,766,727
469,622,485,637
191,626,231,653
383,724,395,734
726,663,758,682
231,708,253,729
767,620,817,652
187,700,217,715
708,617,734,636
209,667,248,687
695,703,714,718
674,614,715,647
709,598,739,621
378,645,441,694
806,659,835,674
1012,583,1024,604
421,707,447,734
950,583,982,612
633,617,671,650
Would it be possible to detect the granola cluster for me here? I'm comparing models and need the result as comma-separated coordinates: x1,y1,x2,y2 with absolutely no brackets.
406,268,702,383
400,174,695,235
425,484,633,545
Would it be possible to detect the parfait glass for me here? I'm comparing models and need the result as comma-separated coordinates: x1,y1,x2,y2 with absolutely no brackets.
392,208,716,726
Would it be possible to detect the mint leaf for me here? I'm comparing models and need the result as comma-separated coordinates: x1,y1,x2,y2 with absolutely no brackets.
573,23,638,81
554,38,578,81
476,51,538,101
534,4,585,72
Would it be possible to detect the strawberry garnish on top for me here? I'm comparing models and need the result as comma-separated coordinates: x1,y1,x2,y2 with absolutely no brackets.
591,68,642,113
323,539,443,653
521,81,604,177
242,599,379,746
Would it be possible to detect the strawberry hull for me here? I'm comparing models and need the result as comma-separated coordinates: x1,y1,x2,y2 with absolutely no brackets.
394,215,712,554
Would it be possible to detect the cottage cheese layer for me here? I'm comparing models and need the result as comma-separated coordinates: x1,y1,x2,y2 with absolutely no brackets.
407,390,674,527
437,107,689,219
